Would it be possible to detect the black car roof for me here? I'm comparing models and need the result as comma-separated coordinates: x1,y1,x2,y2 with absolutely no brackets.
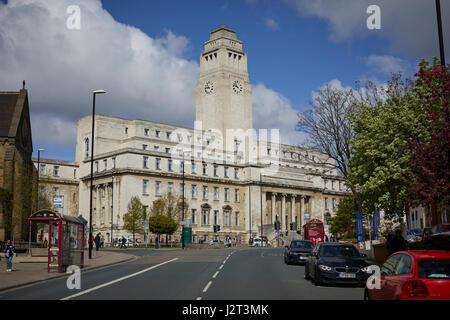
318,242,354,246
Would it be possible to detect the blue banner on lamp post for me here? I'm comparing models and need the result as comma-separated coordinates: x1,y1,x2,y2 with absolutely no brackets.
356,212,365,243
373,209,380,240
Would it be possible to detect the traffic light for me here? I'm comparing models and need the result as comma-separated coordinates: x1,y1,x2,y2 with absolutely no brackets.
217,225,221,232
213,225,221,233
274,221,280,230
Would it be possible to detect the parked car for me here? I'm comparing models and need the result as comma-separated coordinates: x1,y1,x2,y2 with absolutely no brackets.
304,242,371,286
422,227,433,240
409,232,450,251
364,250,450,300
431,224,450,236
406,230,418,243
284,240,314,265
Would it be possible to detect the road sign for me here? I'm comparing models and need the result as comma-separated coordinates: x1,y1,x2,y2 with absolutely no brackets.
304,212,310,220
53,195,64,208
179,219,192,228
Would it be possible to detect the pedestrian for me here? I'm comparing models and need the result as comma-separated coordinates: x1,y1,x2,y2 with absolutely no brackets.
121,236,127,249
389,229,406,255
94,233,101,251
4,240,15,272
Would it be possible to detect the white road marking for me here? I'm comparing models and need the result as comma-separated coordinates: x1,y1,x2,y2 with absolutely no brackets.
203,281,212,293
60,257,179,300
219,264,224,270
196,297,202,300
212,271,219,278
223,259,227,264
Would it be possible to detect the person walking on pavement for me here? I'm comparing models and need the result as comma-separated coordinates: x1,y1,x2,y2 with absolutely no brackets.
4,240,15,272
94,233,101,251
389,229,406,255
121,236,127,249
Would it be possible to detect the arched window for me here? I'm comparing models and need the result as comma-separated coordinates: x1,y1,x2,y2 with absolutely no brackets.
85,138,89,158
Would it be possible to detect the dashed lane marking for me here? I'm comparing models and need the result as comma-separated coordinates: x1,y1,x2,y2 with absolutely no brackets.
203,281,213,293
212,271,219,278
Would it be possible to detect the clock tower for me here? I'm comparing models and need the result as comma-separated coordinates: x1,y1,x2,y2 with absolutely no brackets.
195,26,253,154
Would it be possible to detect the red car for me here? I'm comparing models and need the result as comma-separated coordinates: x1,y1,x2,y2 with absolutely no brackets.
365,250,450,300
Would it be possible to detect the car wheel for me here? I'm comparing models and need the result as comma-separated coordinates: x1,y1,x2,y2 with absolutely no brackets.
313,267,323,286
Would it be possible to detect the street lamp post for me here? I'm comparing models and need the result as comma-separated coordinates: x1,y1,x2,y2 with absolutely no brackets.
111,175,114,246
89,90,106,259
29,148,45,255
435,0,446,66
260,172,263,239
181,152,185,249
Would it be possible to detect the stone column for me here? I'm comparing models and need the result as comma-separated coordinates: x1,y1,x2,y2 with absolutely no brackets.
291,195,296,227
271,192,276,224
281,194,286,231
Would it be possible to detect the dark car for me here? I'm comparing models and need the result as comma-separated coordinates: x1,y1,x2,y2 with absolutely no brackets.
284,240,314,265
422,227,432,240
304,242,371,286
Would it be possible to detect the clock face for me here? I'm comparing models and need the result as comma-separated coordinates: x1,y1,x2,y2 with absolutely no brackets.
232,80,243,94
204,81,214,94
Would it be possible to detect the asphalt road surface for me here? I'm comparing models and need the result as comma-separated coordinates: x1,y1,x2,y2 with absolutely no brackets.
0,247,364,300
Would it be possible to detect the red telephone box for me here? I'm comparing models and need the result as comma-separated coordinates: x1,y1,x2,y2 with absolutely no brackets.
303,219,325,246
29,210,85,273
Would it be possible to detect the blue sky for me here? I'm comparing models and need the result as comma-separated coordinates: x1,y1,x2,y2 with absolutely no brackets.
0,0,448,161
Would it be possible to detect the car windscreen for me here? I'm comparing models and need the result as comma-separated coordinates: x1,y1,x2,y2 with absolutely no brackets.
418,260,450,280
290,241,313,249
321,245,360,258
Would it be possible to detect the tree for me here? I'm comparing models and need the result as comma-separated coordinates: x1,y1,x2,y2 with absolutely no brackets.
404,59,450,223
123,196,145,243
149,192,188,244
329,197,356,239
348,73,428,220
148,215,178,248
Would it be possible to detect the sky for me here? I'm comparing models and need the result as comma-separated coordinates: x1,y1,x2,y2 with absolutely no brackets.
0,0,448,161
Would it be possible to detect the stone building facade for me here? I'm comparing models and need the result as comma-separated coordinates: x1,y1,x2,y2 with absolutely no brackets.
37,26,351,244
0,85,35,241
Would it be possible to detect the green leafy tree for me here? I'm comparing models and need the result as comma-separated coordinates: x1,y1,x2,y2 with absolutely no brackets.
148,215,178,248
329,197,356,239
123,196,145,243
348,73,428,220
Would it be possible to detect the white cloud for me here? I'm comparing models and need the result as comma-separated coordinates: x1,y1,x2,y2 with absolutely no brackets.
0,0,199,147
285,0,450,59
365,54,412,75
252,83,306,146
264,18,280,31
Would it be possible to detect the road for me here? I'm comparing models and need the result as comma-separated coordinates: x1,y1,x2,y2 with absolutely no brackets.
0,247,364,300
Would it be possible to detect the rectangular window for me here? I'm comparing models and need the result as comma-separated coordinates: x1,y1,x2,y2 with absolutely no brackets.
168,159,173,171
144,128,149,136
143,180,148,194
143,156,149,168
165,148,170,153
180,161,184,173
225,188,230,201
332,198,336,210
203,186,208,199
125,127,128,134
155,130,160,138
101,207,105,224
166,132,171,139
202,210,208,225
203,163,207,175
224,211,230,226
154,146,159,152
155,181,161,196
53,166,59,177
214,210,218,225
324,197,329,210
95,161,99,173
235,189,239,202
192,209,197,224
192,185,197,198
234,168,238,179
39,164,46,175
331,180,335,190
168,182,173,194
143,144,147,150
224,167,228,177
191,161,195,174
235,212,239,226
103,159,107,171
324,180,327,189
53,187,59,196
112,157,116,168
156,158,161,170
102,186,106,198
214,187,219,200
213,165,218,176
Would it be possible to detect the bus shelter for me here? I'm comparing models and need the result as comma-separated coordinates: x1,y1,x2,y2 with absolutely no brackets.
29,210,85,273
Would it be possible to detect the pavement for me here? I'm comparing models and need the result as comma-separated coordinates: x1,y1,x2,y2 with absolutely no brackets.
0,248,135,293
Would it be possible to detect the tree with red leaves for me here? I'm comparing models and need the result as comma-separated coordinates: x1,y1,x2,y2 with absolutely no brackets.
404,59,450,225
